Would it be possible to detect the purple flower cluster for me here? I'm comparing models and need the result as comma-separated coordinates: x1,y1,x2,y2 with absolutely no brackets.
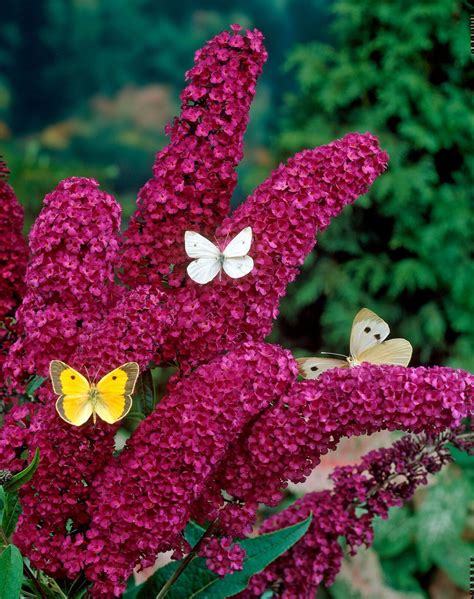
83,343,295,595
0,159,27,321
5,177,122,384
160,133,388,370
0,159,28,392
13,400,115,578
241,429,473,597
121,25,267,289
215,364,473,511
0,26,472,598
200,536,246,577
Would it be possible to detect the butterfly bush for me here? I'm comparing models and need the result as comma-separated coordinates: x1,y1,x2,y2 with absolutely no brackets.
0,159,28,392
0,25,472,598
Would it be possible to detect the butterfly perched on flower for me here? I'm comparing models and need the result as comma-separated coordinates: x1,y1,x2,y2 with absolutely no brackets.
184,226,254,284
50,361,139,426
297,308,412,379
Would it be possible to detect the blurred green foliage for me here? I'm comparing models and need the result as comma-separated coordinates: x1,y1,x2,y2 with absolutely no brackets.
276,0,473,370
0,0,331,218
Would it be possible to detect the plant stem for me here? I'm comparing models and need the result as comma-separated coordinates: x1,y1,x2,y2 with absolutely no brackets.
155,519,219,599
23,561,48,599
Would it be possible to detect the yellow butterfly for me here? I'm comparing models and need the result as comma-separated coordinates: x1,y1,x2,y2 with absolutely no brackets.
297,308,413,379
49,360,139,426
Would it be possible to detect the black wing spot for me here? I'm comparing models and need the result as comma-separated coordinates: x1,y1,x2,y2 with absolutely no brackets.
374,333,381,340
71,375,75,380
364,326,371,333
112,376,117,380
310,366,318,372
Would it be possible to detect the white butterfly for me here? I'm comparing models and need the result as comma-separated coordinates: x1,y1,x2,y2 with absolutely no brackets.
184,226,254,285
297,308,413,379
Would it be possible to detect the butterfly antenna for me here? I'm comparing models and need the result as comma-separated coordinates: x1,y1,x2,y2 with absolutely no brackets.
321,352,348,358
92,364,101,384
83,365,92,384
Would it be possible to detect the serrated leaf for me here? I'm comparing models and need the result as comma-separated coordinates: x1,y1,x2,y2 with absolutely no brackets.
25,375,46,397
4,448,40,493
124,515,312,599
0,544,23,599
373,507,416,559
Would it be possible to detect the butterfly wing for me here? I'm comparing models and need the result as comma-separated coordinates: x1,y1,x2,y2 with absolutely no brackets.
50,360,90,396
50,361,92,426
187,258,222,284
222,227,253,258
56,395,94,426
184,231,220,259
358,338,413,367
222,256,254,279
349,308,390,360
297,357,349,379
95,362,139,424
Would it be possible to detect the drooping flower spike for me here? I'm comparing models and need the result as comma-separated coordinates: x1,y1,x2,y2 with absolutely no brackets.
84,346,473,595
241,428,474,598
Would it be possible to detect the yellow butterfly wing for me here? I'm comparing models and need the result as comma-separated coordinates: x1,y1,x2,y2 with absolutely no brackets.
50,360,93,426
297,357,349,379
358,338,413,367
95,362,139,424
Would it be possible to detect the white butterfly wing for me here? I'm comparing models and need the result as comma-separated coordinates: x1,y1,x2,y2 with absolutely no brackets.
185,231,220,259
222,256,254,279
350,308,390,360
358,338,413,367
222,227,253,258
187,258,222,284
297,357,349,379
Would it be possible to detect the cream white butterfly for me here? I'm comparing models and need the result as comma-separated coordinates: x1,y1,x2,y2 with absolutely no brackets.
184,226,254,285
297,308,413,379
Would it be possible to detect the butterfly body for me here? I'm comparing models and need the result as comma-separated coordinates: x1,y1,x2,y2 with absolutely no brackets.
185,226,254,284
50,360,139,426
297,308,412,379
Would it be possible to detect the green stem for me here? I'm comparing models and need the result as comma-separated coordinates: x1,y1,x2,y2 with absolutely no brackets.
0,527,8,547
23,561,48,599
155,519,219,599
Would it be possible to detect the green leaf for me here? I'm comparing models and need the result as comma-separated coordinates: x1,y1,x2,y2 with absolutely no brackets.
132,370,156,417
430,539,474,591
372,506,416,558
0,490,21,538
25,375,46,398
0,545,23,599
415,477,471,568
124,515,312,599
4,449,40,493
380,548,426,597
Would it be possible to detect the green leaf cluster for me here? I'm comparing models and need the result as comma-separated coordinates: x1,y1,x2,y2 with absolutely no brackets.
372,471,474,595
277,0,473,370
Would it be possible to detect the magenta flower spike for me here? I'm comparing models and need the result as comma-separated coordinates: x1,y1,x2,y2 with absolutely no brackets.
160,133,389,369
0,158,27,321
82,350,472,596
83,342,296,595
121,26,267,288
0,158,28,393
5,177,122,384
